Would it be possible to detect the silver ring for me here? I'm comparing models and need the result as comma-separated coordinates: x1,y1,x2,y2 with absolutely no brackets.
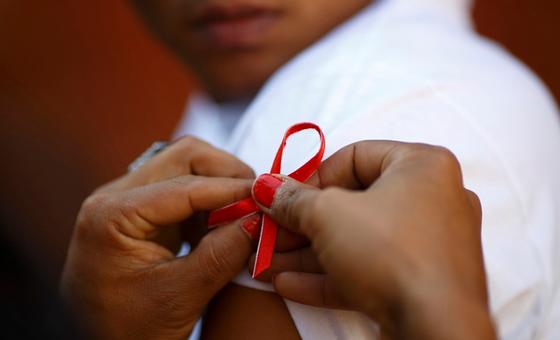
128,141,169,173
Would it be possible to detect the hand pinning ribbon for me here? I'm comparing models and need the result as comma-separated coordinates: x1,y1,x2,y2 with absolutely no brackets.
208,122,326,278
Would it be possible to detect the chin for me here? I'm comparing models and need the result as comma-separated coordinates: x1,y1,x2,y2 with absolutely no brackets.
204,80,261,103
188,48,290,102
202,69,273,102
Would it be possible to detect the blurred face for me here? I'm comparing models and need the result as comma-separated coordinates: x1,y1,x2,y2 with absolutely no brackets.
132,0,372,101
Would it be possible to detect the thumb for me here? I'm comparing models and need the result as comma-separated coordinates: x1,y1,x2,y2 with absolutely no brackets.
174,220,254,305
252,174,324,237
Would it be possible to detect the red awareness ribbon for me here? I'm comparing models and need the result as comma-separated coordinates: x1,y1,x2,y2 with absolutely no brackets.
208,122,326,278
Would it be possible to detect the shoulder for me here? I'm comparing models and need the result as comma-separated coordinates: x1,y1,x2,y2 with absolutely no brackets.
253,2,560,143
247,8,560,338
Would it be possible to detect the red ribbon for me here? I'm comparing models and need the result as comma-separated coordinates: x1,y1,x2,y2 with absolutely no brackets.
208,122,326,278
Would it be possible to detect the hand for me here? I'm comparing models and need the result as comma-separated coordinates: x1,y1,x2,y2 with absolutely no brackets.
97,136,256,251
97,136,255,193
61,137,257,340
251,141,496,340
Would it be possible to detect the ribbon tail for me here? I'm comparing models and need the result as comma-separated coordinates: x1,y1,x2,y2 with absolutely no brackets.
208,197,259,228
252,214,277,278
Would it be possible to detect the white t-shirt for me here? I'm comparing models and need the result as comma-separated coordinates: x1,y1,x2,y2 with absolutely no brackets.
175,0,560,338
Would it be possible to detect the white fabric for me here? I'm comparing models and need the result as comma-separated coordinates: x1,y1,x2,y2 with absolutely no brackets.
175,0,560,338
173,94,247,145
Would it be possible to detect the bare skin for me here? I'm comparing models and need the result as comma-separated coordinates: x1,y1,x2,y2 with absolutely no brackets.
60,136,259,339
62,138,495,339
202,284,299,340
131,0,373,101
252,141,496,340
129,1,374,337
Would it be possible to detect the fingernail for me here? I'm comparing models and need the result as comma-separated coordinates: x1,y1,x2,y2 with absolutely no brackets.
241,214,262,241
253,174,284,208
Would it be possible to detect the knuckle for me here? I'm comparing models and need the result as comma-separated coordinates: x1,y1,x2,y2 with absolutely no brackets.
175,136,254,178
172,136,216,174
173,136,213,160
174,135,204,151
405,144,462,178
466,189,481,206
465,189,483,220
75,192,114,240
112,196,139,226
78,193,111,225
425,145,461,172
76,192,137,242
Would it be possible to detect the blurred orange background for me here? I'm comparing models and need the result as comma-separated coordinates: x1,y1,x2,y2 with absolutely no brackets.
1,0,559,278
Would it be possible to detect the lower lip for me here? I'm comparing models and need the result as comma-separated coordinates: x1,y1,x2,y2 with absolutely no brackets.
195,12,278,49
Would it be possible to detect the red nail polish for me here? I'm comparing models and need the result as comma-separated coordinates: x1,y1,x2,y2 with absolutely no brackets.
241,215,262,241
253,174,283,208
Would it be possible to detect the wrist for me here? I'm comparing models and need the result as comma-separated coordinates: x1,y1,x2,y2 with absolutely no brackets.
364,273,497,340
393,281,496,340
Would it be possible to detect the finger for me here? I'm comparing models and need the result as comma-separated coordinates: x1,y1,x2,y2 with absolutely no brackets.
172,220,253,307
251,175,319,235
275,228,309,252
98,136,255,193
166,136,255,179
465,189,482,226
83,176,252,240
273,272,349,310
250,248,323,282
305,140,402,189
252,174,349,237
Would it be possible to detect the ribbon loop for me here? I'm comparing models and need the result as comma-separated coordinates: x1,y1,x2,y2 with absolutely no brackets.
208,122,326,278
